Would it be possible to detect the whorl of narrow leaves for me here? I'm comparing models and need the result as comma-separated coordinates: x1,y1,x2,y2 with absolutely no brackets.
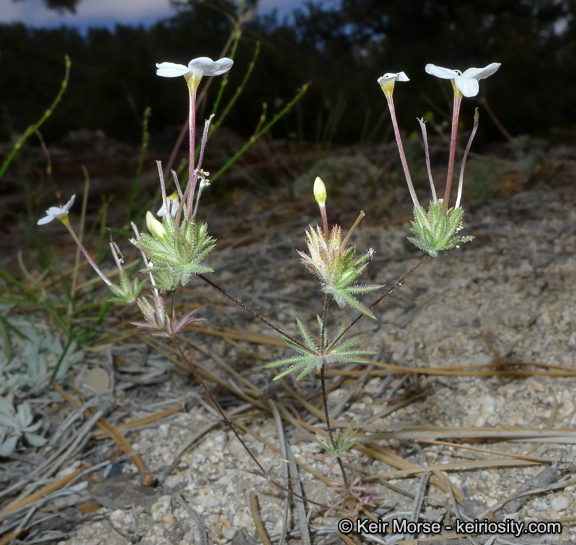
132,213,215,287
408,200,474,258
266,317,375,381
298,225,381,319
107,272,146,304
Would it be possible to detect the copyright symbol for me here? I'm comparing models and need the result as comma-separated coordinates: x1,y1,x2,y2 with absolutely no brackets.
338,518,354,534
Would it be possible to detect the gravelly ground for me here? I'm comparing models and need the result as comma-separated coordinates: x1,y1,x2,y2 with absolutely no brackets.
2,149,575,544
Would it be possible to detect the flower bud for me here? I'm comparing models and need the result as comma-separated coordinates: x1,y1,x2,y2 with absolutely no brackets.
313,177,327,205
146,211,167,239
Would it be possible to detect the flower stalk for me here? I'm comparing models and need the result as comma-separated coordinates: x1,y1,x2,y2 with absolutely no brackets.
378,62,500,257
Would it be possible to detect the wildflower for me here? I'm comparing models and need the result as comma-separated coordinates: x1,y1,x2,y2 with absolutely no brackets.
313,176,329,234
266,317,374,380
376,72,418,207
310,423,358,476
298,222,380,318
107,241,145,304
131,293,204,337
37,195,76,225
425,63,501,97
377,71,409,99
38,193,113,286
156,57,233,93
132,213,215,287
157,191,180,218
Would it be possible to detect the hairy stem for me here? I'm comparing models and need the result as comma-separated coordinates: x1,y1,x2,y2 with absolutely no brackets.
197,274,313,354
328,254,430,351
319,294,348,488
170,335,266,473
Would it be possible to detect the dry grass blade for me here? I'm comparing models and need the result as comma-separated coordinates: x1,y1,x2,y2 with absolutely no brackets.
249,492,272,545
53,384,151,478
363,425,576,443
371,458,542,479
92,405,182,439
356,442,465,503
407,472,431,540
269,401,292,545
416,439,551,463
285,440,311,545
0,465,88,518
325,359,576,378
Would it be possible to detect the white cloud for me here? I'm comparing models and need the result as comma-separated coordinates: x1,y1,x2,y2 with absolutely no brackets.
1,0,176,28
0,0,315,30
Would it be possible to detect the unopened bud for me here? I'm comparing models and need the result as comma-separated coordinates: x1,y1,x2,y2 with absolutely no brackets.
313,177,327,205
146,211,167,239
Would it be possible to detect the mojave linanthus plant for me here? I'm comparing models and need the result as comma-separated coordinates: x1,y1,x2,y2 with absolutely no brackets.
37,56,500,516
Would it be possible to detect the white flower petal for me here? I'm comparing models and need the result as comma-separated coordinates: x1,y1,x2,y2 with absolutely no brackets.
462,62,501,80
37,195,75,225
37,215,54,225
188,57,233,76
157,202,178,217
156,62,190,78
425,64,459,80
455,75,480,97
62,194,76,213
377,71,410,84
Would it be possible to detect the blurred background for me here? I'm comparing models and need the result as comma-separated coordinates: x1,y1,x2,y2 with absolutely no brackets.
1,0,575,218
2,0,575,144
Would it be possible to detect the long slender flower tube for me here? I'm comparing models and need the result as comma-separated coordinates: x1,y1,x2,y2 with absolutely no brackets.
377,72,419,208
379,63,500,257
37,195,113,287
425,63,501,211
38,195,144,302
156,57,233,218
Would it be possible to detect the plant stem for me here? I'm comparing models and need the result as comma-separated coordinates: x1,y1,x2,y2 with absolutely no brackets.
385,95,419,208
169,334,339,512
442,85,463,212
328,254,430,351
62,220,112,287
197,274,313,354
0,56,70,181
169,335,268,473
187,90,197,219
319,294,349,488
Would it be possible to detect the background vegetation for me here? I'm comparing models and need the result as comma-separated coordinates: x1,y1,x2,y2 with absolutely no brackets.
1,0,576,149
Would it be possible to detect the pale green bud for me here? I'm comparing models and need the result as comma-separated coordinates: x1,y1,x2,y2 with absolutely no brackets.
313,176,327,205
146,211,167,239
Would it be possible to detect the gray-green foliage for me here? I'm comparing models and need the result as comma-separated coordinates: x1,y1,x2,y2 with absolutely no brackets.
0,398,47,456
132,215,216,288
0,320,84,455
0,321,85,398
266,317,375,381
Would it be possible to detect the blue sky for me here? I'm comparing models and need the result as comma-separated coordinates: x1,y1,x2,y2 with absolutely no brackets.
0,0,308,32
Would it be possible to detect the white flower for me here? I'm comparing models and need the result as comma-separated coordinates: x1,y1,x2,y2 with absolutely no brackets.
425,63,501,97
156,57,233,92
157,191,180,217
377,72,410,85
197,169,210,189
377,71,409,99
37,195,76,225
